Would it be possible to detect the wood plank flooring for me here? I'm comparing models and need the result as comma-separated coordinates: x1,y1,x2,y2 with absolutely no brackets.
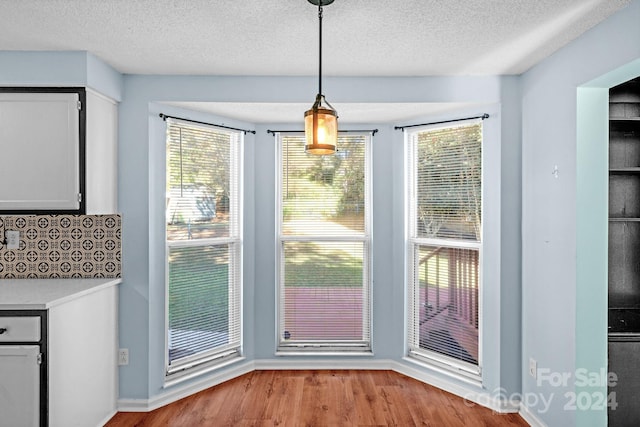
105,370,528,426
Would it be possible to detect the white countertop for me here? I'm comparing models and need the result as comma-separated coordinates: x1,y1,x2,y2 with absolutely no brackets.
0,278,121,310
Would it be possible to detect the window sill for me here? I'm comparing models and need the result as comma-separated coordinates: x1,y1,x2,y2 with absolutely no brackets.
402,355,482,388
163,355,246,388
275,350,374,357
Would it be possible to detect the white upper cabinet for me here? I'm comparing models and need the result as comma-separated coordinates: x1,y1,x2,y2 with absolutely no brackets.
0,90,81,211
0,88,117,214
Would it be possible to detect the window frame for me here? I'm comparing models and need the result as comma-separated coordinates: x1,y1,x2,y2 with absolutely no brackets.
275,132,373,355
163,118,243,381
405,118,484,382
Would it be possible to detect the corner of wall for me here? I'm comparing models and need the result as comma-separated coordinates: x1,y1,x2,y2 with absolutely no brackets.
86,52,123,102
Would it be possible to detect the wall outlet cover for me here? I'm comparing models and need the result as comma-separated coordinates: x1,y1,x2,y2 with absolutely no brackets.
118,348,129,366
529,358,537,379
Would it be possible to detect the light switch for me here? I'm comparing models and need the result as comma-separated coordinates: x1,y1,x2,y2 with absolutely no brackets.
6,230,20,249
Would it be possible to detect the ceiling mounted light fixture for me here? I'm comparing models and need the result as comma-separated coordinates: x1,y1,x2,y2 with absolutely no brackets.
304,0,338,155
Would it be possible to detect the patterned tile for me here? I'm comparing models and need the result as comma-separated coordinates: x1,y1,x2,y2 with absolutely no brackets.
0,214,121,279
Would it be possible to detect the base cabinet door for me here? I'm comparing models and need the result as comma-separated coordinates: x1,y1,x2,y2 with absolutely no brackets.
0,345,40,427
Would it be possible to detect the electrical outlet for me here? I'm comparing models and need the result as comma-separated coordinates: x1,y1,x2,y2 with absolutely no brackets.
6,230,20,250
529,358,537,379
118,348,129,366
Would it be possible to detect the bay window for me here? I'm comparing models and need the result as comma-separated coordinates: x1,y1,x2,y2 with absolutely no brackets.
406,119,483,380
276,133,372,354
165,118,242,378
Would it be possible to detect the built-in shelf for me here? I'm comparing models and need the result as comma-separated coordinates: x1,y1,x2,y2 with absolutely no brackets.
608,77,640,426
610,167,640,173
609,78,640,312
611,117,640,121
608,308,640,333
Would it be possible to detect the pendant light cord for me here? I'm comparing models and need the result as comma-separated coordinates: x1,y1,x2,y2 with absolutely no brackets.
318,3,323,96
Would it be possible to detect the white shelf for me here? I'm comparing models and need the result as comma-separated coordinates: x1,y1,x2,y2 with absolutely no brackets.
610,168,640,173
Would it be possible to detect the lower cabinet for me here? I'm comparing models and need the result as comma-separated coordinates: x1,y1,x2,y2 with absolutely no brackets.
0,284,118,427
0,313,45,427
0,345,41,427
48,284,118,427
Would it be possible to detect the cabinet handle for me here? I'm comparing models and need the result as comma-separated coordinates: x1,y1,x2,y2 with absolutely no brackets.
0,328,6,334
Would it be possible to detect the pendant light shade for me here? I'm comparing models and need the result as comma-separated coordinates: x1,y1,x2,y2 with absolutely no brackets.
304,94,338,154
304,0,338,155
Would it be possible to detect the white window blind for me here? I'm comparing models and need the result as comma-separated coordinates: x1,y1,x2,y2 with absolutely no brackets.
277,133,371,353
165,118,242,377
407,120,482,379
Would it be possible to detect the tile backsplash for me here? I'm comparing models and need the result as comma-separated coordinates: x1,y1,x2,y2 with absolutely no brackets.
0,214,121,279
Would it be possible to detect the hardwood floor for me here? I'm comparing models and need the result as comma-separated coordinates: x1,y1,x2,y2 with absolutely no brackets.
105,370,528,426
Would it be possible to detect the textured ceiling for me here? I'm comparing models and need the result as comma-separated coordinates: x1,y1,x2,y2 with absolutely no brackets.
0,0,631,124
0,0,631,76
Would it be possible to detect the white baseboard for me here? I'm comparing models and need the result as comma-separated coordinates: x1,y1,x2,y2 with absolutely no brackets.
117,360,254,412
98,409,118,426
253,357,393,370
117,358,523,417
519,404,548,427
390,359,520,414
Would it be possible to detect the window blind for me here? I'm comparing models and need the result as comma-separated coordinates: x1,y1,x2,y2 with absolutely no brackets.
165,118,242,376
411,122,481,241
407,120,482,378
277,133,371,352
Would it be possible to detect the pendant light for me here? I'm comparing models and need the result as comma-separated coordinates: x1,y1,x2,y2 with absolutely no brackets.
304,0,338,155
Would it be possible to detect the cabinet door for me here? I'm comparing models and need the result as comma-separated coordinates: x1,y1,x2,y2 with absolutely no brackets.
0,345,40,427
0,91,81,211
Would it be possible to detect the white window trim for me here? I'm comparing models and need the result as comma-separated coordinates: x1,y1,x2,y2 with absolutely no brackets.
404,118,484,382
163,118,244,382
274,132,373,355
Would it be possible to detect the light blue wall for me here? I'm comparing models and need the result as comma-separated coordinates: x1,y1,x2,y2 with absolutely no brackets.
3,1,640,419
521,1,640,425
0,51,86,86
0,50,522,404
115,74,521,401
86,52,123,101
499,76,523,397
576,86,609,427
0,51,122,101
1,38,522,412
